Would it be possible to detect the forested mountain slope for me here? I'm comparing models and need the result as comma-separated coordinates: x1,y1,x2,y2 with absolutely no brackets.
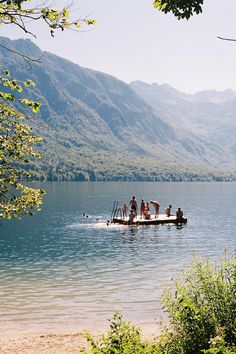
1,37,235,181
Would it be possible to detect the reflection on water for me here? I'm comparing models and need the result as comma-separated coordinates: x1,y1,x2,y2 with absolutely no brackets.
0,182,235,335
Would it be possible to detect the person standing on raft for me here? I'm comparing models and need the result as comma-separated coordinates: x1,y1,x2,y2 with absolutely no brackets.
140,199,145,219
122,203,128,218
130,196,138,216
150,200,160,218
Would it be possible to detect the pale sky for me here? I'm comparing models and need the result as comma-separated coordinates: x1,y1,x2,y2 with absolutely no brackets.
1,0,236,93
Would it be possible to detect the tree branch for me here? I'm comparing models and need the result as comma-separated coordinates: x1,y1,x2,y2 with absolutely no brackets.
217,36,236,42
0,43,43,69
0,43,42,62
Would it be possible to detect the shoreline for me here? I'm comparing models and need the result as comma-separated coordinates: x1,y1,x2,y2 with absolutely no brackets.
0,324,162,353
0,332,89,354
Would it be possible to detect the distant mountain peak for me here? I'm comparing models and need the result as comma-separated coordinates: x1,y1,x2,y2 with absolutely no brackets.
192,89,236,103
131,80,236,104
0,37,42,58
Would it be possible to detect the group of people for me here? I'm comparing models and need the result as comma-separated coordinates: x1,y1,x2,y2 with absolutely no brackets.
122,196,183,222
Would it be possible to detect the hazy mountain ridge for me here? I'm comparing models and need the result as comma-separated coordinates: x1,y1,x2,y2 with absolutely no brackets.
131,81,236,104
130,81,236,169
1,37,236,181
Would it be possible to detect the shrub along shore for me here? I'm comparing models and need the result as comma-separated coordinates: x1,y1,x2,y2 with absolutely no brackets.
87,255,236,353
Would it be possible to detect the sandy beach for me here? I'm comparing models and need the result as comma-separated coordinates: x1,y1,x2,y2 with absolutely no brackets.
0,324,161,353
0,332,90,354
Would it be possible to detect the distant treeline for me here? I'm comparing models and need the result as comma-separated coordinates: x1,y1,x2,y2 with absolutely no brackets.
22,151,236,182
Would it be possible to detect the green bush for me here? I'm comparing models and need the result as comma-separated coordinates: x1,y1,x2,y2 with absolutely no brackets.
86,256,236,353
160,256,236,353
86,310,159,353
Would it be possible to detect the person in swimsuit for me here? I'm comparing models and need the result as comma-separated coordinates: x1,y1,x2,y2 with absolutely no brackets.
144,202,151,220
150,200,160,218
122,203,128,218
128,209,136,225
165,205,172,217
176,207,183,221
140,199,145,218
130,196,138,216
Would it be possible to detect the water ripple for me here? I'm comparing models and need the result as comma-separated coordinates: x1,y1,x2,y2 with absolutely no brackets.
0,182,235,334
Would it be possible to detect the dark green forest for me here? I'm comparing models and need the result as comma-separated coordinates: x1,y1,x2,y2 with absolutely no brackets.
26,151,235,182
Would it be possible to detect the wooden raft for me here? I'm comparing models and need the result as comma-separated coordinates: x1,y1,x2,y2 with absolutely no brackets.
112,214,187,226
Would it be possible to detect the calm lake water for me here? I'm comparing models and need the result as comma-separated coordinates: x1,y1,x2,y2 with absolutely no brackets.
0,182,235,335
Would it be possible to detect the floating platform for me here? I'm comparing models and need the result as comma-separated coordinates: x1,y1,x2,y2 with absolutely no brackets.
112,214,187,226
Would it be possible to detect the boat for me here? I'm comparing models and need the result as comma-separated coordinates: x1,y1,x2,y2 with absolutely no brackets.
110,201,187,226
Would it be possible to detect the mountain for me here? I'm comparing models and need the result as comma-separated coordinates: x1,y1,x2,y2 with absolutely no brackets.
0,37,235,181
191,89,236,104
130,81,236,170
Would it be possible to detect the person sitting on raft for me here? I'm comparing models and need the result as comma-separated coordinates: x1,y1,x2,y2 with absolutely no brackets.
176,207,184,221
144,202,151,220
150,200,160,218
128,209,136,225
165,204,172,217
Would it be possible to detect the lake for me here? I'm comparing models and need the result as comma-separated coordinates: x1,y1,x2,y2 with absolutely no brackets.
0,182,235,336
